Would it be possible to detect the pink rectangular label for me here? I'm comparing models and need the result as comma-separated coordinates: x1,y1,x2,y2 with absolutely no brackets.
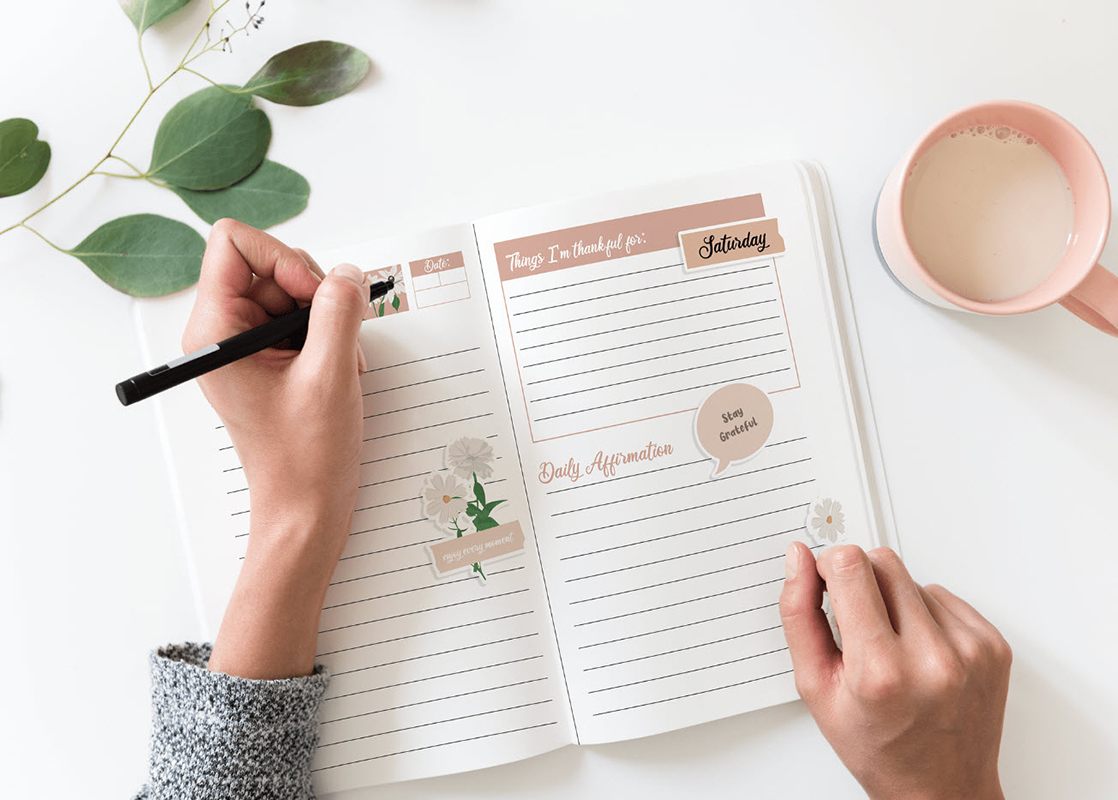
428,521,525,575
409,251,466,278
679,217,786,270
492,194,765,282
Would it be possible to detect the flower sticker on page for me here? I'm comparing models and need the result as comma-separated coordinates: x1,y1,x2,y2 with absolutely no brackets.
807,498,846,544
365,264,409,318
422,436,525,580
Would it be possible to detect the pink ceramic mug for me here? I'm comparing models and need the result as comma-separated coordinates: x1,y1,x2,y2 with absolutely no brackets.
875,100,1118,336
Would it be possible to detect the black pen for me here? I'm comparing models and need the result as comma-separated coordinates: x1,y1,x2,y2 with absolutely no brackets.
115,277,394,407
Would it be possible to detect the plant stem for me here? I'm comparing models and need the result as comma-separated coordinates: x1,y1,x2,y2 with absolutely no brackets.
107,154,147,176
20,224,67,253
181,67,225,89
92,171,147,180
137,30,154,91
0,0,236,241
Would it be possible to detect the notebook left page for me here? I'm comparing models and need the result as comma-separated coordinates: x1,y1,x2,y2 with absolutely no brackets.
135,224,574,793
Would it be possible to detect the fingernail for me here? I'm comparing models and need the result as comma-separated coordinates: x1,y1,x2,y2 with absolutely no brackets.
785,543,800,580
356,344,368,374
332,262,365,287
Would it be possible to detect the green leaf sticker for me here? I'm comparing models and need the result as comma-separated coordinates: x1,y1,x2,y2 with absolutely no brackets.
240,41,371,106
148,86,271,190
68,214,204,297
0,118,51,197
170,160,309,228
473,516,500,532
473,478,487,507
118,0,194,33
391,293,400,311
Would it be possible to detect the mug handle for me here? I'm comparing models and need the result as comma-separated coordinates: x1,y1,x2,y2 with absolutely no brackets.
1060,264,1118,336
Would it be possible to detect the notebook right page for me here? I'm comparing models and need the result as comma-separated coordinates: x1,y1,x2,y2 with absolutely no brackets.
473,162,884,744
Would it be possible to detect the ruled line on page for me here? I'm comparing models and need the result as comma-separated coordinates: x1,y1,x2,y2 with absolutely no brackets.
322,655,544,701
534,368,791,422
327,562,429,587
318,699,555,748
320,677,551,725
335,538,440,563
362,346,481,374
514,283,773,335
569,544,821,606
573,577,785,628
362,413,494,442
319,589,530,634
587,648,790,694
362,369,484,397
522,323,783,369
526,335,785,386
317,611,536,658
557,482,814,539
512,263,773,316
565,533,802,584
584,628,783,672
329,633,540,677
506,261,682,301
322,567,524,611
591,670,792,717
518,301,778,351
552,458,811,516
563,524,803,564
578,604,780,651
346,519,425,540
530,351,788,404
310,722,561,772
363,390,491,419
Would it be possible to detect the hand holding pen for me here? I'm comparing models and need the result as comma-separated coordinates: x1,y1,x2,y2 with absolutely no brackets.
116,224,392,406
156,219,373,678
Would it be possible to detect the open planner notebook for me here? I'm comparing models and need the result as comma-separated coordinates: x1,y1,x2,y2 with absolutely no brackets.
137,161,896,794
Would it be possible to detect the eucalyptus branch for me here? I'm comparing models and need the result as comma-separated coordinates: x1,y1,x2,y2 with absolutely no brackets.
0,0,248,241
0,2,369,298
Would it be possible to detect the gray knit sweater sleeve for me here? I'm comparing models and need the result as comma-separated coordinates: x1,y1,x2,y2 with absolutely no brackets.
134,643,329,800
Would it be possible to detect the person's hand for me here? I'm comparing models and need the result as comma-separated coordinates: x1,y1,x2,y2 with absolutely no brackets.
780,543,1012,800
181,219,370,679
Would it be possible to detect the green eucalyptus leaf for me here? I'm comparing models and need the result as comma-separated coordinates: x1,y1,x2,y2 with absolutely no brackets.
170,160,309,228
149,86,271,190
119,0,194,33
68,214,204,297
240,41,371,106
0,118,51,197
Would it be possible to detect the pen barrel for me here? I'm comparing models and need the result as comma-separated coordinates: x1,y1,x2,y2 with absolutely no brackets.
115,279,391,407
115,306,312,406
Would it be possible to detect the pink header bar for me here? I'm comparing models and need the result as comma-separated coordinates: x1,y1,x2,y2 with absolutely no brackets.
409,250,465,278
493,194,765,282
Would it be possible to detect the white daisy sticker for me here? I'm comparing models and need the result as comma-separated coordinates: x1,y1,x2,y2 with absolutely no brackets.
422,473,469,527
446,436,496,480
807,498,846,544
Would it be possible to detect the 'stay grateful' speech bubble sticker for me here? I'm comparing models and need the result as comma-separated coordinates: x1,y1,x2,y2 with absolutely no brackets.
695,383,774,476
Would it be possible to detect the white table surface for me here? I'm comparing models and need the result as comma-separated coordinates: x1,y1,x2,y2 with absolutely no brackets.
2,2,1116,797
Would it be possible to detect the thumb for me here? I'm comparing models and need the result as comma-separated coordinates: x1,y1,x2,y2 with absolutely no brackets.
301,263,369,374
779,542,840,703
